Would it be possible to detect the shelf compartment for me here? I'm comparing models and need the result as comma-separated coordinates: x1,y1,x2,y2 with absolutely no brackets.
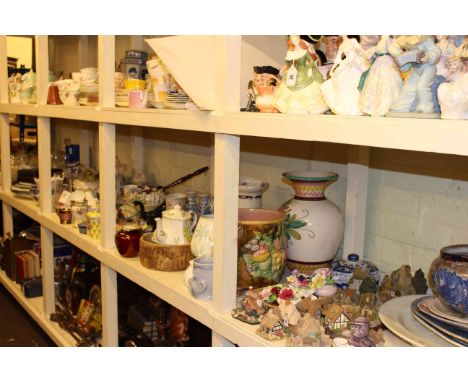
0,270,76,346
0,191,214,331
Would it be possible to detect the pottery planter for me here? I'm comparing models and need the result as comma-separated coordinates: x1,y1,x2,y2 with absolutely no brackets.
237,209,287,289
429,244,468,316
280,171,344,273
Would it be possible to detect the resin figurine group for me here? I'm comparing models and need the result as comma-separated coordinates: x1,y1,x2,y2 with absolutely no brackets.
247,35,468,120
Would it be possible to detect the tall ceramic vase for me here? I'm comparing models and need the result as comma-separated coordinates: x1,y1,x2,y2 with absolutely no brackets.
280,171,344,273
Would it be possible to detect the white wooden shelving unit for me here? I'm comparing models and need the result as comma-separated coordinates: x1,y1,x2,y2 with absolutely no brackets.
0,35,461,347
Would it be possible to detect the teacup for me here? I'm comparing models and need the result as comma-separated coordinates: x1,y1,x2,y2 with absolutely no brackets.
128,90,147,109
125,79,146,91
56,79,80,106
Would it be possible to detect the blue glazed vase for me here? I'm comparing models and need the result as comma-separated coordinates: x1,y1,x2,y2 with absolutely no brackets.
429,245,468,316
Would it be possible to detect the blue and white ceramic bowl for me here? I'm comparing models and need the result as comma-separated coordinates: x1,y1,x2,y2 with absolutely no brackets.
429,245,468,316
331,254,380,289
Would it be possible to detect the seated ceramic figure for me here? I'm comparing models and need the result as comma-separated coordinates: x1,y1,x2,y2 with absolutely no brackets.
358,35,402,116
320,36,369,115
390,35,442,114
273,35,328,115
438,66,468,120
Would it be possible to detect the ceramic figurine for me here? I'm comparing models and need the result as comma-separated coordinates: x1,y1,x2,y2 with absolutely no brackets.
245,66,280,112
317,35,344,79
320,36,369,115
273,35,328,115
411,268,428,294
432,35,461,112
278,299,301,327
389,35,442,116
358,35,403,116
287,313,322,347
256,309,287,341
231,286,266,324
438,70,468,120
348,316,375,347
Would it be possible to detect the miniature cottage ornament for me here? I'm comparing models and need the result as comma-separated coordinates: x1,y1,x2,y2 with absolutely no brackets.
256,309,286,341
322,303,351,333
412,268,428,294
287,313,322,347
231,286,266,324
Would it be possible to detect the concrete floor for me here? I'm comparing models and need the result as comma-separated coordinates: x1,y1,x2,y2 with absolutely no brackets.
0,284,56,347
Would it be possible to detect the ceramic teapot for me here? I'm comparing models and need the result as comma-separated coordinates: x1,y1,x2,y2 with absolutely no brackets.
152,205,197,245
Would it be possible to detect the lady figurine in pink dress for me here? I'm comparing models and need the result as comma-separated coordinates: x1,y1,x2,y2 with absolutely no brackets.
358,35,403,117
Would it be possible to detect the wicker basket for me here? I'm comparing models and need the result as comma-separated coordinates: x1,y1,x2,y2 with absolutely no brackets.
139,233,193,271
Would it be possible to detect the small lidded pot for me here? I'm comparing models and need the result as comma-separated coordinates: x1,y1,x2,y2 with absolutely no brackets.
115,224,142,258
429,244,468,316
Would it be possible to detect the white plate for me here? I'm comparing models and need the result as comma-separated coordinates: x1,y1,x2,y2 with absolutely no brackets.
411,312,464,347
379,295,454,347
427,297,468,325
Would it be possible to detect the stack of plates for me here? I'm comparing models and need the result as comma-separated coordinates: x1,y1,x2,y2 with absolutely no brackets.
163,92,190,110
80,82,99,105
411,296,468,347
115,89,129,107
11,182,38,200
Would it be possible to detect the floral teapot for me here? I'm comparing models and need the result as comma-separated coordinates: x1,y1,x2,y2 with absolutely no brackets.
152,205,197,245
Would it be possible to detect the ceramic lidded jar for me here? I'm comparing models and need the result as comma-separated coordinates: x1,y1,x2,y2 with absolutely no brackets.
280,171,344,273
331,254,380,289
115,224,142,258
239,176,269,209
429,244,468,316
237,208,287,289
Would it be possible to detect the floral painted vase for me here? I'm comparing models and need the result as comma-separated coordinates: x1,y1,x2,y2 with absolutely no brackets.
280,171,344,273
237,209,287,289
429,244,468,316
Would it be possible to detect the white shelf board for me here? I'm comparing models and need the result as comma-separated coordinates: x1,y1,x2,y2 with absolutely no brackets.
102,249,215,329
0,270,76,346
214,112,468,156
0,103,214,132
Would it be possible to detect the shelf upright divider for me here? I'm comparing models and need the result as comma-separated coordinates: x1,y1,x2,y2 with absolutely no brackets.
0,35,13,237
342,146,370,259
98,35,118,347
212,36,242,346
36,35,56,317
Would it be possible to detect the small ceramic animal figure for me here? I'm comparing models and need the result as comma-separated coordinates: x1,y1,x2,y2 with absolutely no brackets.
358,35,403,116
390,35,442,115
348,316,375,347
273,35,328,115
